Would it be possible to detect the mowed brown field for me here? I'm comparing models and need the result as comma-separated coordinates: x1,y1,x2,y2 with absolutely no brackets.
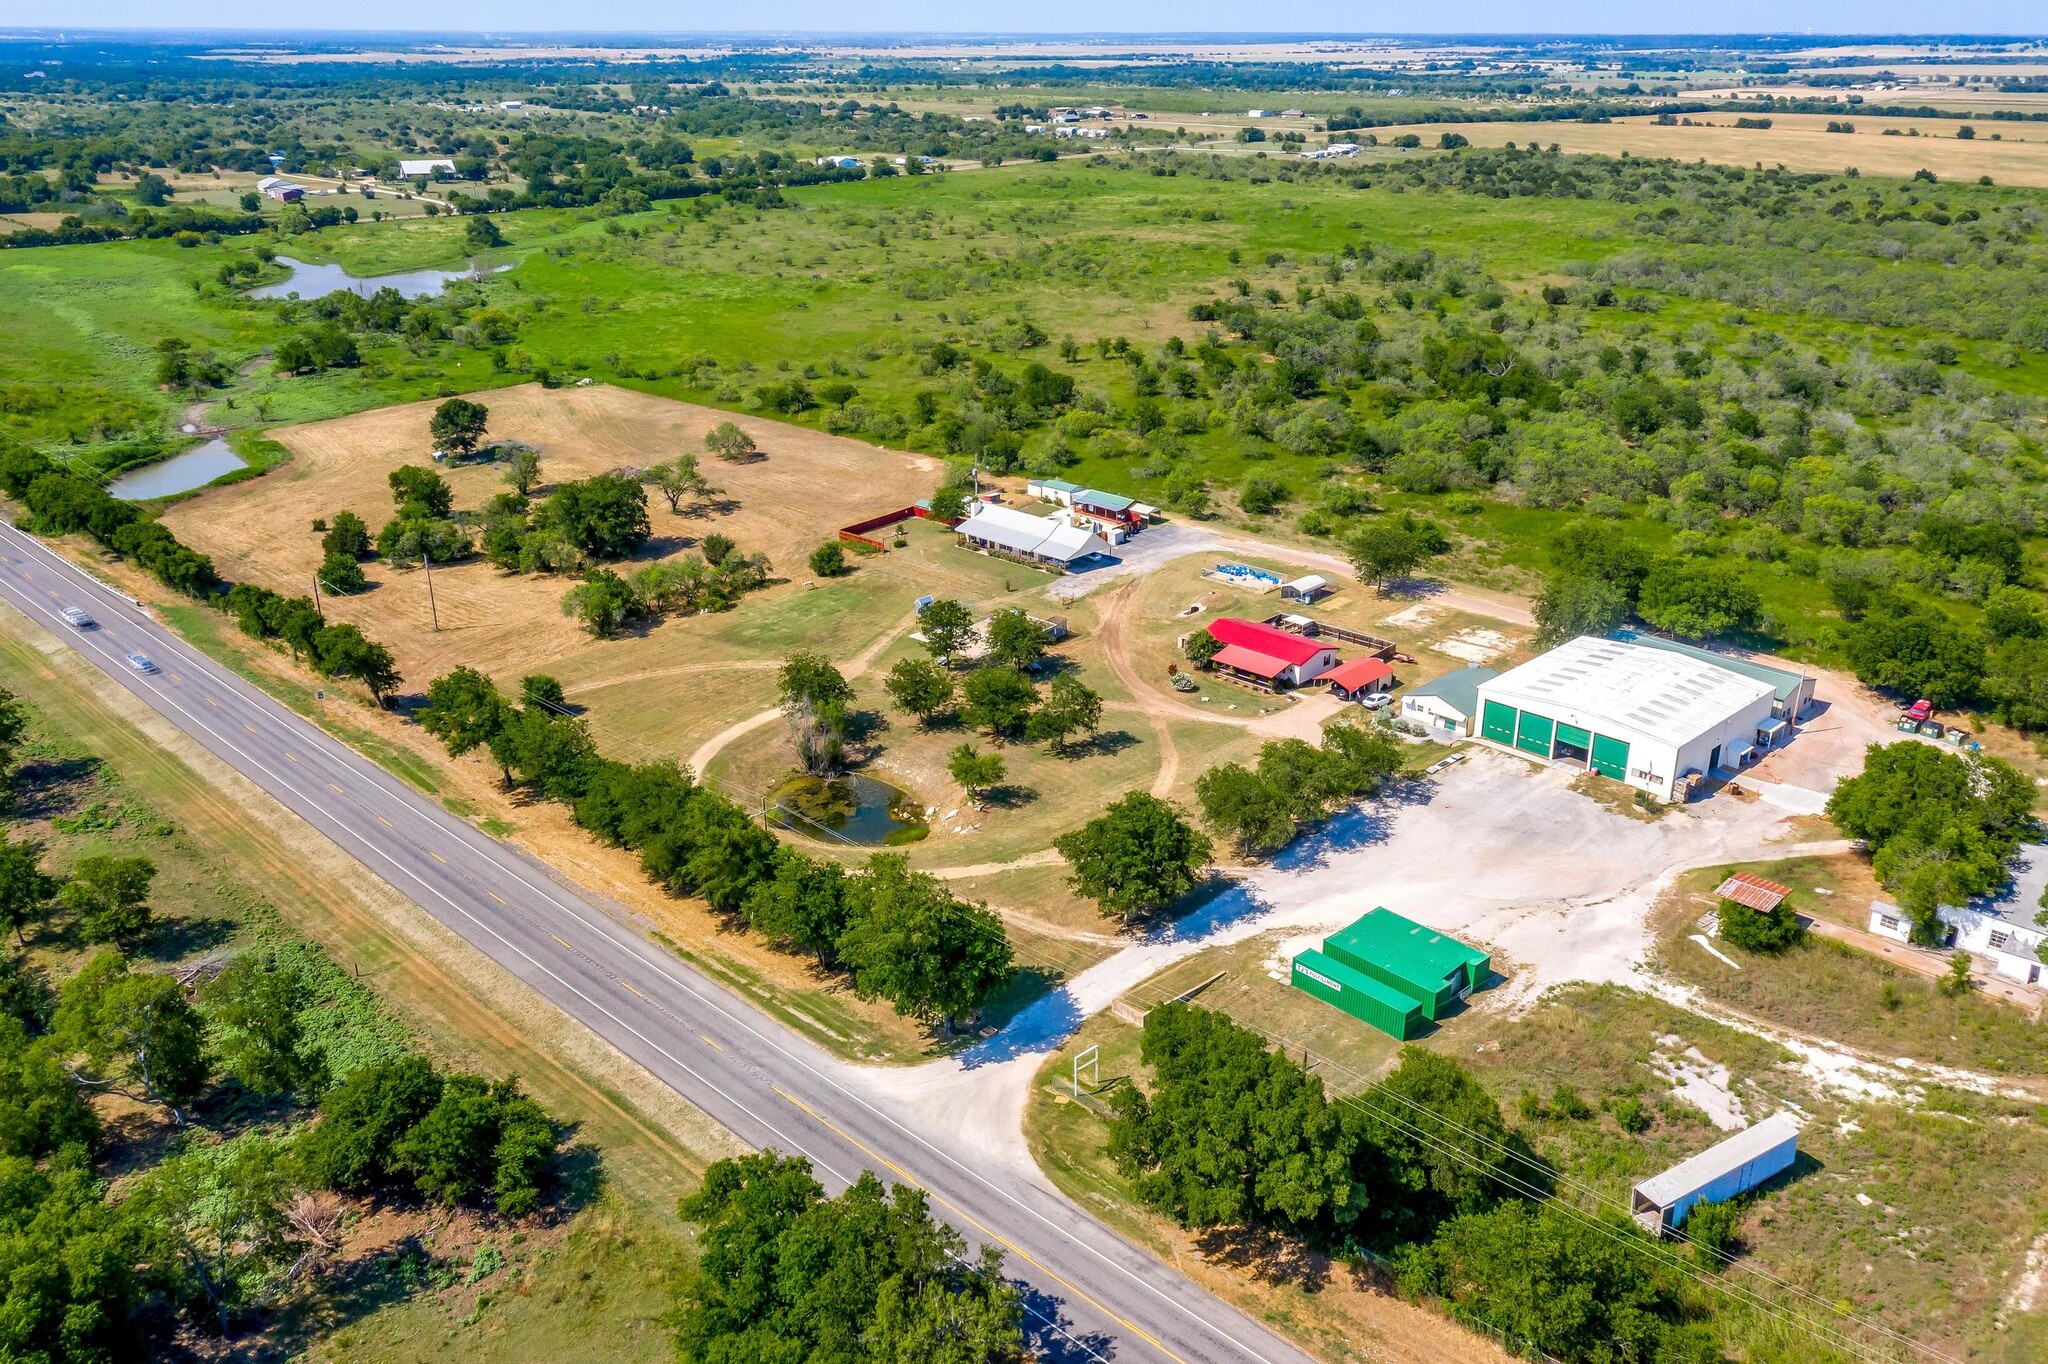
1369,111,2048,186
163,382,942,706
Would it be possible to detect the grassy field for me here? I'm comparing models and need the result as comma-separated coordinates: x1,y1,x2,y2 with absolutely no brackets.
1364,111,2048,187
302,1194,685,1364
1028,951,2048,1362
29,151,2019,690
161,382,944,693
1650,853,2048,1078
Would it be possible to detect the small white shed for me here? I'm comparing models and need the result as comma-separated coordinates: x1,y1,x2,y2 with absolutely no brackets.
1279,575,1332,604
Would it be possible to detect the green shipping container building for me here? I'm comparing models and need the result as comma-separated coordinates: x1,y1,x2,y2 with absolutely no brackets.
1290,949,1428,1040
1321,908,1490,1018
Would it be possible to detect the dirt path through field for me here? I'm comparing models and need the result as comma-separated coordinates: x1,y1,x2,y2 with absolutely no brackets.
926,847,1066,879
688,607,920,776
1210,534,1538,627
1095,580,1187,797
1093,574,1360,798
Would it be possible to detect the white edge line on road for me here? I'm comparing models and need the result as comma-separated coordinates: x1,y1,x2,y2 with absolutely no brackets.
0,525,1116,1363
0,522,1280,1364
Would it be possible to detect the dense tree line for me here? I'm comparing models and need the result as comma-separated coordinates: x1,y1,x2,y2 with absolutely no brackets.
1,441,407,707
419,667,1016,1029
1111,1004,1719,1362
1194,725,1405,856
2,441,221,595
672,1151,1024,1362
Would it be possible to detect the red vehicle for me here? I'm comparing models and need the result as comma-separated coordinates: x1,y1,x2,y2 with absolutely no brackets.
1904,698,1933,723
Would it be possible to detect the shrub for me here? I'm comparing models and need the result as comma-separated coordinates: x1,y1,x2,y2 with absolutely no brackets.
1717,899,1805,953
1684,1198,1741,1268
807,542,848,577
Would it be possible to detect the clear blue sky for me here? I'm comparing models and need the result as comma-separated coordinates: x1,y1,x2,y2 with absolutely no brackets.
2,5,2044,37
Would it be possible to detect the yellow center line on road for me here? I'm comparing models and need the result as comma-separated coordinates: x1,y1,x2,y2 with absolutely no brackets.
284,752,298,763
767,1088,1184,1362
549,933,573,950
621,981,644,998
428,851,446,864
169,673,181,683
243,723,256,733
487,890,507,905
377,815,394,828
328,782,345,795
698,1033,724,1052
205,697,219,707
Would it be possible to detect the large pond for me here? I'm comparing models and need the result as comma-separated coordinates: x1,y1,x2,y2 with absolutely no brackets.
768,773,928,847
248,255,501,301
107,438,247,501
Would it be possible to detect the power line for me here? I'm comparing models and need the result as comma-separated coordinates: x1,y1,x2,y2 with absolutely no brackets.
1117,973,1949,1364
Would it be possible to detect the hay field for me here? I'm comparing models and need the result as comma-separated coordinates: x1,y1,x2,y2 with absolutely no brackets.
163,383,942,728
1371,112,2048,187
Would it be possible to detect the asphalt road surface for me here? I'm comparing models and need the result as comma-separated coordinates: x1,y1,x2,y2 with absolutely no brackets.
0,520,1318,1364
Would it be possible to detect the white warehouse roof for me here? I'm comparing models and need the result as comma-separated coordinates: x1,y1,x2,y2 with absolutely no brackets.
1484,636,1774,749
957,504,1111,564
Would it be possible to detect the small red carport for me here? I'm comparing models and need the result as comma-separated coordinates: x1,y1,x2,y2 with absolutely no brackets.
1323,656,1394,701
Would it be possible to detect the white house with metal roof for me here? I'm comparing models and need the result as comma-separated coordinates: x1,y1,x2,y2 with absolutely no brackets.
1474,636,1782,801
1867,843,2048,986
1400,665,1499,737
955,504,1111,570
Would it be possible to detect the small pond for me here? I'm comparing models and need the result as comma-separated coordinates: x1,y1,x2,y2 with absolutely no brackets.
107,438,247,501
769,772,928,846
248,255,504,301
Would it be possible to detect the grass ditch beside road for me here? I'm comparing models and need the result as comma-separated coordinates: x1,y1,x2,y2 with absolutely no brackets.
0,604,734,1356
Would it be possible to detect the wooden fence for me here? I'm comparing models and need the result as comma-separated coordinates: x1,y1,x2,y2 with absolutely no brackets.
1262,612,1397,660
837,505,922,550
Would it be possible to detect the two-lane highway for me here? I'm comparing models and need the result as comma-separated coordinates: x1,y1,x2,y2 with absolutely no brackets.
0,519,1316,1364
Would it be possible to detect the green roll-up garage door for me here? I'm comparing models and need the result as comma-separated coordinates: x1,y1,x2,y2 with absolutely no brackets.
1514,711,1554,757
1555,722,1592,753
1481,700,1517,745
1591,733,1630,781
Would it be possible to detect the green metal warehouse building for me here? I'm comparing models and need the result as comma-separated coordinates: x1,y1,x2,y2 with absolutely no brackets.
1290,908,1490,1039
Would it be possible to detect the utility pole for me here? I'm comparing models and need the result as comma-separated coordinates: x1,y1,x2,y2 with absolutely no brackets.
421,552,439,631
310,574,322,619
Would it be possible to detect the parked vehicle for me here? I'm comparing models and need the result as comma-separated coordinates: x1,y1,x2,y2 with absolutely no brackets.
1904,698,1933,723
1361,691,1394,710
124,652,156,673
60,606,94,629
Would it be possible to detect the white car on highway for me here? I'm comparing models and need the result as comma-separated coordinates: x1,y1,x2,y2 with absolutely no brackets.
124,652,157,673
61,606,94,629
